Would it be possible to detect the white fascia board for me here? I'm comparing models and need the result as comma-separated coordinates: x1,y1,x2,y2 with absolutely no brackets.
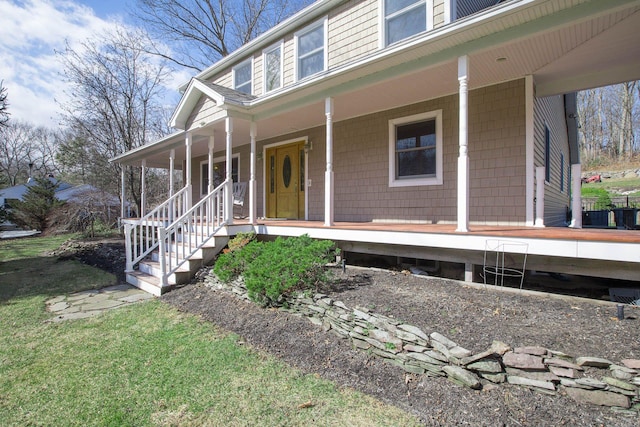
109,131,186,165
179,0,345,91
244,0,546,117
170,79,228,129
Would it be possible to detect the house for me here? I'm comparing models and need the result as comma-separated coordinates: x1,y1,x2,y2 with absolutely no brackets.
112,0,640,295
0,178,123,230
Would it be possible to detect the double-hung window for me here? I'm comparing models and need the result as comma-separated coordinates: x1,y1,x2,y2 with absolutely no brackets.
233,59,252,95
263,43,282,93
384,0,427,46
201,156,239,197
389,110,443,187
296,19,326,80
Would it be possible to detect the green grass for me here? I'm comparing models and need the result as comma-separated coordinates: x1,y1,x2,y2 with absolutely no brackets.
583,176,640,194
0,235,420,426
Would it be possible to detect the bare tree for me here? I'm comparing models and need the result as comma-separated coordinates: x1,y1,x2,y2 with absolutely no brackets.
0,80,9,127
578,81,639,167
58,26,171,215
0,120,60,186
134,0,313,71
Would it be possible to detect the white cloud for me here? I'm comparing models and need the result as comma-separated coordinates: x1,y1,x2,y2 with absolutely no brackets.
0,0,119,128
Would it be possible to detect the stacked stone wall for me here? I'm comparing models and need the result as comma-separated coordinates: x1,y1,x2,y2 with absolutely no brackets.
206,275,640,415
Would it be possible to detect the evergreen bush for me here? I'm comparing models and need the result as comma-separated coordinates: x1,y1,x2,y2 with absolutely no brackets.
213,234,337,306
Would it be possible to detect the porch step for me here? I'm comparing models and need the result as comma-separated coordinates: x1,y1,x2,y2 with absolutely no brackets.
126,236,230,296
125,271,173,297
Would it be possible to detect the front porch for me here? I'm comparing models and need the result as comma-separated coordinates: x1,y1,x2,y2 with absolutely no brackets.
250,219,640,283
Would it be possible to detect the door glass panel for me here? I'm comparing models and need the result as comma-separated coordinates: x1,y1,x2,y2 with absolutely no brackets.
282,155,292,188
300,149,305,192
270,155,275,193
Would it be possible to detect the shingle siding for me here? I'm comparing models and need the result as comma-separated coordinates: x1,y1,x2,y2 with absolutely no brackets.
534,94,571,227
328,0,378,68
215,80,527,224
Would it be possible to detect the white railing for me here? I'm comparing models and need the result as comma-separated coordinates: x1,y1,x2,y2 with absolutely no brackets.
158,181,228,286
124,186,190,271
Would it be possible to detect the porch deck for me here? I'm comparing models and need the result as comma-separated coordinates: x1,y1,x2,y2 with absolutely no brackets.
227,220,640,282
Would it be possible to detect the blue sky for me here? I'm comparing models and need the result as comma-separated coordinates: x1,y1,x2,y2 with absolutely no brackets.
0,0,186,128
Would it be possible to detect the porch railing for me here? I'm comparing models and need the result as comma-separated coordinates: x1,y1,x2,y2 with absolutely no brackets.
158,181,228,286
124,185,190,271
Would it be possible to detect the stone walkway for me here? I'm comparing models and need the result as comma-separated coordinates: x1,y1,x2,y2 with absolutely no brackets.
45,284,154,322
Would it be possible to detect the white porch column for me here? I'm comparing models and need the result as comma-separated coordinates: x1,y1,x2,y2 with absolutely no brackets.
570,163,582,228
120,166,126,220
140,159,147,217
185,132,192,210
249,122,257,224
535,166,545,227
225,117,234,225
169,149,175,198
324,98,335,226
456,55,470,232
208,136,215,194
525,75,535,226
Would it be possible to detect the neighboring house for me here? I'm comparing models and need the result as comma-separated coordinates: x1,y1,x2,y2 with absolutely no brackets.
0,179,122,229
112,0,640,295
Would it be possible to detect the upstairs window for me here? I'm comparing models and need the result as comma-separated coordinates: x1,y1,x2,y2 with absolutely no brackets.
389,110,443,187
384,0,427,46
263,43,282,93
233,59,252,94
296,19,326,80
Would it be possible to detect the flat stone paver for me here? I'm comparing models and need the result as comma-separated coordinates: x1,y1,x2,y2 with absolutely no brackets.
45,284,153,322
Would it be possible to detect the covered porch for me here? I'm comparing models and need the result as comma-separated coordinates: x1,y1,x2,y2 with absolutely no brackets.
111,0,640,295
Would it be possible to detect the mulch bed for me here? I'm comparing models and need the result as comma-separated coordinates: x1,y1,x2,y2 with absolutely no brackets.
57,238,640,425
162,267,640,426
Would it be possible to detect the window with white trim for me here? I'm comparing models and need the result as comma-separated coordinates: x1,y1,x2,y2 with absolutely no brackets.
295,19,326,80
233,59,252,94
383,0,427,46
263,43,282,93
201,155,239,196
389,110,443,187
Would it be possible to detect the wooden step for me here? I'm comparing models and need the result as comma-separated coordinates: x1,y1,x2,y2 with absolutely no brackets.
126,270,174,296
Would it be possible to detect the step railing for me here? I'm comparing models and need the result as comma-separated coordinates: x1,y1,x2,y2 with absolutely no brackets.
123,186,190,272
158,181,228,287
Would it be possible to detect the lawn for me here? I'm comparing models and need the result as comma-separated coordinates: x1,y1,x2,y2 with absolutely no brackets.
0,235,420,426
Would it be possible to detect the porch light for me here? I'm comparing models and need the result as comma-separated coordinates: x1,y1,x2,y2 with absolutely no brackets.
304,141,313,153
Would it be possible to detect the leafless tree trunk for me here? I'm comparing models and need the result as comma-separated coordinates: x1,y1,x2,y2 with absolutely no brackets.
578,81,639,166
0,121,60,186
58,26,170,216
0,80,9,127
134,0,313,71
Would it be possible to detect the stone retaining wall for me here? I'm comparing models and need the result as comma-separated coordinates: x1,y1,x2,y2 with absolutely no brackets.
206,275,640,415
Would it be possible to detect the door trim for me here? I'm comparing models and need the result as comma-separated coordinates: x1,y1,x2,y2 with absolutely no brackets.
262,137,309,220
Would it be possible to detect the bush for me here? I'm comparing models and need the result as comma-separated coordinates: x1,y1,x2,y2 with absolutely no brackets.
213,234,337,306
581,187,613,210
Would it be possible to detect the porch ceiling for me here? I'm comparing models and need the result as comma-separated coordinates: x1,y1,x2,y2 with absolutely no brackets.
115,0,640,168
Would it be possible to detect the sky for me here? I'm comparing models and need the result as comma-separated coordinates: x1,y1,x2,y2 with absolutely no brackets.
0,0,186,129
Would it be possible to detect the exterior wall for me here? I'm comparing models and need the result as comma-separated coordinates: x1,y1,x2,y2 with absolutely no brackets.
255,79,527,225
328,0,378,69
434,0,446,27
185,95,219,131
202,0,454,97
534,94,571,227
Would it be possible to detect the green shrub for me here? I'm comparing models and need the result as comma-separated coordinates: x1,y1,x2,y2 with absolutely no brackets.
213,239,264,283
581,187,613,210
213,234,337,306
227,231,256,252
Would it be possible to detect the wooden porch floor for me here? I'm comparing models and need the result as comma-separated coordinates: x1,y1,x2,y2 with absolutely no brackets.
249,220,640,244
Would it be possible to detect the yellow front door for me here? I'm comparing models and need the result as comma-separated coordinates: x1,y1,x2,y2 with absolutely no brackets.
266,141,305,219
